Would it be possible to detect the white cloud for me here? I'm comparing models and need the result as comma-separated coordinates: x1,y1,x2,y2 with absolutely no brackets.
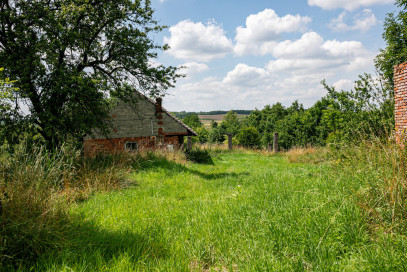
265,32,324,58
265,32,373,73
308,0,394,11
222,63,271,87
178,62,209,76
333,79,353,90
164,70,328,111
164,20,233,62
163,28,375,111
234,9,311,55
329,9,378,32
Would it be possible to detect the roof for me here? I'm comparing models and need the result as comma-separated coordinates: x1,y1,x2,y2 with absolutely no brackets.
137,91,198,136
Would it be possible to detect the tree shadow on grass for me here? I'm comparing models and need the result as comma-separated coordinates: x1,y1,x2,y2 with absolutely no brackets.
136,157,249,181
34,219,170,270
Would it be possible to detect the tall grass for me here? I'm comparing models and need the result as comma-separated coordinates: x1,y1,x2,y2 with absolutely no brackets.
285,138,407,235
0,143,187,269
328,138,407,234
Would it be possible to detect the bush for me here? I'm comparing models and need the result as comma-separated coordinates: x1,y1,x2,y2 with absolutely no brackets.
194,127,209,144
237,127,261,148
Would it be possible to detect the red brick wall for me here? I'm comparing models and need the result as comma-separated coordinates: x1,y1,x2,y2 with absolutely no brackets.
394,63,407,142
84,136,180,157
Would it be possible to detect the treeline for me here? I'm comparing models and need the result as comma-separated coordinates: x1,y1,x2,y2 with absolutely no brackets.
183,75,394,150
173,110,252,119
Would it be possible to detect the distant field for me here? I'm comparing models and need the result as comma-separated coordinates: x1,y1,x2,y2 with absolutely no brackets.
199,114,248,127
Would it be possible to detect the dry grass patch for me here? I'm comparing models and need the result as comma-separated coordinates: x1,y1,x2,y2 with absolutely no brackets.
285,146,328,164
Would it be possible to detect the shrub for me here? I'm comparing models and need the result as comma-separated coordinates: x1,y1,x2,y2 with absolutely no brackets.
237,127,260,148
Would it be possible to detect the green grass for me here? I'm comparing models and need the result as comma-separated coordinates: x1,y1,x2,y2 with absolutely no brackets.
27,151,407,271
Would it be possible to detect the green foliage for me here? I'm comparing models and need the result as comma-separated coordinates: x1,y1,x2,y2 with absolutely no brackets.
0,0,179,147
320,74,394,144
194,126,209,144
376,0,407,87
222,110,240,135
237,126,260,148
208,126,225,143
241,74,393,150
182,114,203,129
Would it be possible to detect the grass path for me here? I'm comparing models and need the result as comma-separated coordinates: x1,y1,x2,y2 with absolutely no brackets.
34,152,406,271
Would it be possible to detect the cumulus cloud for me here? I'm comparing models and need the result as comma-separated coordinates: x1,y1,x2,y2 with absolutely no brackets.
178,62,209,76
162,29,375,111
223,63,271,87
164,20,233,62
308,0,394,11
329,9,378,32
265,32,373,73
163,70,328,111
234,9,311,55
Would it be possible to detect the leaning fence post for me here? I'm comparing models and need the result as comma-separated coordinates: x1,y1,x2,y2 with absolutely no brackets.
273,133,279,153
268,143,272,152
228,133,233,150
187,136,192,150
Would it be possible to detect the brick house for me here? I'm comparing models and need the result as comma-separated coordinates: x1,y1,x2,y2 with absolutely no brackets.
83,92,197,156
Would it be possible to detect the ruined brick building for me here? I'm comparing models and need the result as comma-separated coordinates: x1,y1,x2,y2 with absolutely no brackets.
83,92,197,156
394,62,407,140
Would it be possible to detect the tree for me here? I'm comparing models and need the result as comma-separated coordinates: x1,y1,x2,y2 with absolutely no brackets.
0,0,179,147
222,110,240,135
183,114,203,129
376,0,407,88
0,68,16,116
208,126,225,143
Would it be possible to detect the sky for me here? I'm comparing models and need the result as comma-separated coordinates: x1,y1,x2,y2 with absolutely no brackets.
150,0,398,112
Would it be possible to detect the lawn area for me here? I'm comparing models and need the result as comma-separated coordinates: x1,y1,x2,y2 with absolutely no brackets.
32,151,406,271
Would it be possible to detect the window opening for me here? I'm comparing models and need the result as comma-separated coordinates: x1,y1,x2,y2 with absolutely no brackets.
125,142,138,151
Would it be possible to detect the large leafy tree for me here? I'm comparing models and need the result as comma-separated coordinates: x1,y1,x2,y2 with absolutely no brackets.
0,0,179,146
376,0,407,88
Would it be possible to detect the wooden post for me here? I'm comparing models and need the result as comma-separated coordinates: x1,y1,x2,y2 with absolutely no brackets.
268,143,272,152
228,133,233,150
187,136,192,150
273,133,278,153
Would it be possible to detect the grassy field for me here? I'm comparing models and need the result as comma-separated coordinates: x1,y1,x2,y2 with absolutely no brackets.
24,149,406,271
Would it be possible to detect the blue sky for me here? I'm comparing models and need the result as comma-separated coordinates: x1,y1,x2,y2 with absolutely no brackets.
150,0,397,111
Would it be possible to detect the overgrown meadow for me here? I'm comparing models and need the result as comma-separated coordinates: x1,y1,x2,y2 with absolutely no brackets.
1,140,406,271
